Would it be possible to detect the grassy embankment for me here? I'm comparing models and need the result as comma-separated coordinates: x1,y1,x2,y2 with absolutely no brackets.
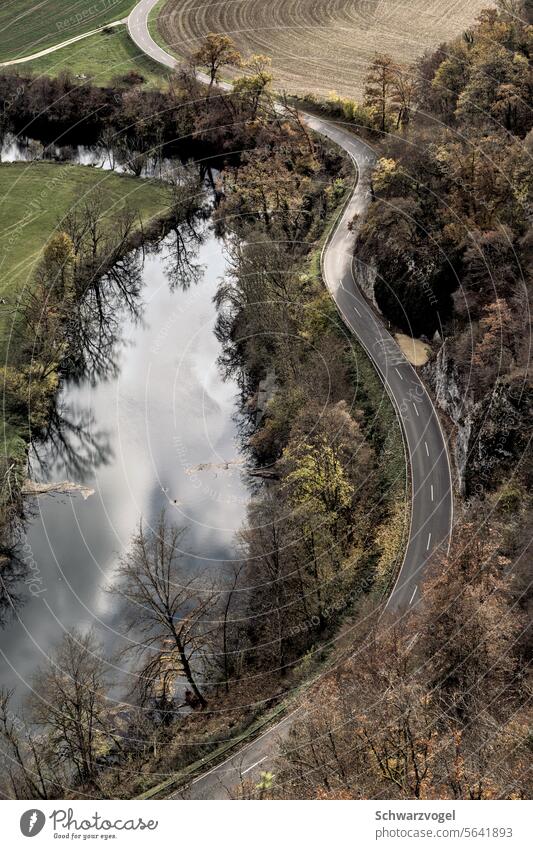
0,161,170,458
0,0,136,62
16,25,168,88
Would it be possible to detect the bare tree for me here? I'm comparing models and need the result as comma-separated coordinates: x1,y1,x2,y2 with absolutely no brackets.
98,126,119,170
115,135,151,177
109,512,219,710
391,63,417,128
220,562,245,692
28,629,113,789
0,688,58,799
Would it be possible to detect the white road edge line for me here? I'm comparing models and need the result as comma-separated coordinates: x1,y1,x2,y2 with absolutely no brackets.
187,709,299,788
242,756,268,775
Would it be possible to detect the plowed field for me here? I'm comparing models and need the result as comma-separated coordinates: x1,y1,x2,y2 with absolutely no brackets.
156,0,492,98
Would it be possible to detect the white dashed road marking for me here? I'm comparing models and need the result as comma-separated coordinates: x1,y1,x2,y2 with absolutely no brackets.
242,756,268,775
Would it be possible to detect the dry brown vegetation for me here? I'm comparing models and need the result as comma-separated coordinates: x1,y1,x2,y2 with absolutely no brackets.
241,513,532,800
157,0,494,97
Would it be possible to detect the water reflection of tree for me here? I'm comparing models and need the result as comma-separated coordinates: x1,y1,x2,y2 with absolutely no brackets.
31,403,113,484
65,249,144,385
162,167,209,291
163,220,206,292
28,174,210,482
23,245,143,487
4,173,212,621
0,546,29,625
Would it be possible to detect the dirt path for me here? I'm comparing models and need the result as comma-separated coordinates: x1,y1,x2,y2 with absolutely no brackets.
0,19,125,67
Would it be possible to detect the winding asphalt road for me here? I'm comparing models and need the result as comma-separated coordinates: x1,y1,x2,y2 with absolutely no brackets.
125,0,453,797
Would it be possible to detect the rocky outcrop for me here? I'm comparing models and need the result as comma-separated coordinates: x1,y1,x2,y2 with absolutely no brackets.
425,339,473,494
352,257,379,311
426,341,532,496
466,377,532,495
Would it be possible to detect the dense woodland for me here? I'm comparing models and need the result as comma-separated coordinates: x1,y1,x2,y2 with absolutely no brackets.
252,3,532,800
357,5,533,492
268,515,531,799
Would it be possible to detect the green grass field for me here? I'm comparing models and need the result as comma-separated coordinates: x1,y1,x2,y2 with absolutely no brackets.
0,161,169,291
17,25,168,87
0,0,136,62
0,160,170,456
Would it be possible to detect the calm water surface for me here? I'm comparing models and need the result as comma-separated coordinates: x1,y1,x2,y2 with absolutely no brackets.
0,223,248,700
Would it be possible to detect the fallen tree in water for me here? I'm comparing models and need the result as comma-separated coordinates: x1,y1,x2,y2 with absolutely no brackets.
21,480,95,500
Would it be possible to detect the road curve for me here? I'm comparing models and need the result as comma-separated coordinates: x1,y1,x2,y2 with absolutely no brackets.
308,115,453,613
127,0,453,798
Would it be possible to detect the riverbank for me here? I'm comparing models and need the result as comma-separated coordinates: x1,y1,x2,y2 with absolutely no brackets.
0,159,173,544
0,161,170,288
112,139,407,802
0,218,250,704
0,52,409,800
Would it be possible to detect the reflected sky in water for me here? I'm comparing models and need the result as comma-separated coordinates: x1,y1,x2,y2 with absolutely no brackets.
0,229,248,700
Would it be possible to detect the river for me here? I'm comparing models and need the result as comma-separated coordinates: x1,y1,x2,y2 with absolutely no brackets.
0,147,249,701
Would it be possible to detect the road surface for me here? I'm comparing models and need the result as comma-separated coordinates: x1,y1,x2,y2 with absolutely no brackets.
124,0,453,797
